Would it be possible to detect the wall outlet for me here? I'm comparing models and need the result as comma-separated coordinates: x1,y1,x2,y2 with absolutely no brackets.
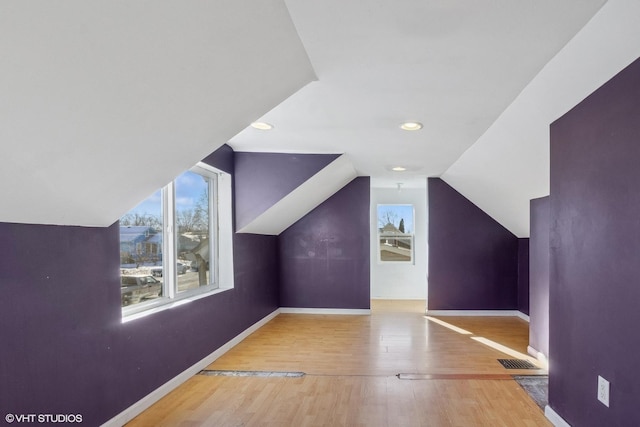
597,375,610,407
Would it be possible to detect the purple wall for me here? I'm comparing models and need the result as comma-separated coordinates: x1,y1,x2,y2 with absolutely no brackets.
517,238,530,315
529,196,549,359
279,177,370,309
202,144,234,175
549,57,640,426
0,146,280,425
427,178,518,310
234,152,339,231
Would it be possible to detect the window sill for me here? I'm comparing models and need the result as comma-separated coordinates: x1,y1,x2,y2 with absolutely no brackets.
121,286,233,323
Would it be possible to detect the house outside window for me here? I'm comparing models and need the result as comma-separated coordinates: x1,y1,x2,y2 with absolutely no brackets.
377,204,414,263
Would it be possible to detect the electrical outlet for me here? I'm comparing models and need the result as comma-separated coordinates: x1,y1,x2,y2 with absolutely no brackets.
597,375,610,407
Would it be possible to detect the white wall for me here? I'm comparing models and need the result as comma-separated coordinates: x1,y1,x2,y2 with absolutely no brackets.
370,184,428,300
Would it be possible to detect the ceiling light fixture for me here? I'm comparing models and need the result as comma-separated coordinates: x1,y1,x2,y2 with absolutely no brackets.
392,166,407,171
250,122,274,130
400,121,423,131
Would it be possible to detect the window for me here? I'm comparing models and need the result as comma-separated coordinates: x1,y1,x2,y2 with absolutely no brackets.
119,163,233,318
174,169,215,293
377,204,414,263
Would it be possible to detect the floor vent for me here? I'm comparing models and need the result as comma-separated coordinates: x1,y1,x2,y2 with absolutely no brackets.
198,370,305,378
497,359,537,369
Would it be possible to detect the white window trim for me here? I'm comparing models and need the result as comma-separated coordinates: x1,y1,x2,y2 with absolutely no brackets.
121,163,234,321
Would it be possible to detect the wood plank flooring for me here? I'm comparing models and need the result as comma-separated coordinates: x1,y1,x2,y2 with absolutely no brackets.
128,300,550,426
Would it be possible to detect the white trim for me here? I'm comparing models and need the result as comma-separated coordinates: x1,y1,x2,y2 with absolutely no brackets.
216,170,235,289
516,311,530,322
545,405,572,427
280,307,371,315
102,309,280,427
122,287,232,323
527,346,549,370
425,310,523,317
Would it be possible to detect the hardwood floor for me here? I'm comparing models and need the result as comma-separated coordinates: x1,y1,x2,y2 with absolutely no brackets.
128,301,550,426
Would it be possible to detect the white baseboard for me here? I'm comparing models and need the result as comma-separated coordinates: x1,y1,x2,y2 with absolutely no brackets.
280,307,371,315
516,311,530,322
545,405,572,427
101,309,280,427
527,345,549,368
426,310,524,317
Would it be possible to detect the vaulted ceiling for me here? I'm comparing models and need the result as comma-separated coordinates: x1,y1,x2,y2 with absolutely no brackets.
4,0,639,237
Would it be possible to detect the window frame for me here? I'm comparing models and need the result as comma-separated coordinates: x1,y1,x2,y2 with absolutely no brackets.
121,162,233,320
377,203,415,264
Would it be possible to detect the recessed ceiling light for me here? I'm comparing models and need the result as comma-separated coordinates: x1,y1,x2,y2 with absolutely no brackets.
392,166,407,171
400,121,423,131
250,122,273,130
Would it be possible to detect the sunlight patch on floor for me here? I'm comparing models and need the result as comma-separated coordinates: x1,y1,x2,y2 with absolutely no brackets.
424,316,473,335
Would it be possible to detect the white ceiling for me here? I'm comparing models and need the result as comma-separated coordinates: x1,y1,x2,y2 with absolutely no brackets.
5,0,637,237
230,0,607,187
0,0,314,226
442,0,640,237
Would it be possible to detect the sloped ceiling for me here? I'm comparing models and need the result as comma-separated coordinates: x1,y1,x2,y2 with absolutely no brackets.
238,154,357,235
4,0,631,238
229,0,606,195
442,0,640,237
0,0,315,226
226,0,611,237
234,152,340,231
